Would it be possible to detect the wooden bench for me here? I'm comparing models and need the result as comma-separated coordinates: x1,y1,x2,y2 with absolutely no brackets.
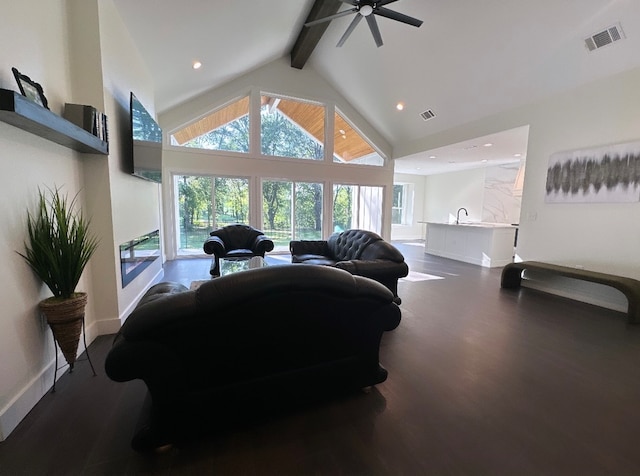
500,261,640,324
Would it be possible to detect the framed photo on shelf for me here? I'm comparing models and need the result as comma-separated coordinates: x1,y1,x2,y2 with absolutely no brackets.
11,67,49,109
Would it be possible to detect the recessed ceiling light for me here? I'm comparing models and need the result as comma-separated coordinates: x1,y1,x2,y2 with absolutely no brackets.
396,102,404,111
514,153,522,157
483,143,493,147
192,61,202,70
429,155,437,159
481,159,488,163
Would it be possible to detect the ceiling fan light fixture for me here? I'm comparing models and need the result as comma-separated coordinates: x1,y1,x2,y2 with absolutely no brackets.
360,5,374,16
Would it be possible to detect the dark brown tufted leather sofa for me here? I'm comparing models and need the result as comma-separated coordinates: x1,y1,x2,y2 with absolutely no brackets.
290,229,409,304
203,224,274,276
104,264,401,451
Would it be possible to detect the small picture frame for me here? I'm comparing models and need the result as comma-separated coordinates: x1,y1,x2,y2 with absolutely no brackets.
12,67,49,109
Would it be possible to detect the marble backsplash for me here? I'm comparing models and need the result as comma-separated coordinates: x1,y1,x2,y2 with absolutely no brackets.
482,163,522,224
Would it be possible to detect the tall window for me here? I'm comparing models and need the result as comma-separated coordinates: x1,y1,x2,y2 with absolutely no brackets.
392,183,413,225
295,182,323,240
175,175,249,255
261,95,325,160
170,96,250,153
262,180,323,251
332,184,383,234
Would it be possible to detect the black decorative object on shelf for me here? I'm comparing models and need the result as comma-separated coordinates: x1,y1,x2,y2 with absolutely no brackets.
0,88,108,155
12,67,49,110
64,103,108,142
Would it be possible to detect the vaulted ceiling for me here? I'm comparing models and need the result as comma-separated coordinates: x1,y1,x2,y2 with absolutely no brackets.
111,0,640,174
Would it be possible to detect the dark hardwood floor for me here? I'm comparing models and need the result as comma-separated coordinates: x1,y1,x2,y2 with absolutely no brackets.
3,242,640,475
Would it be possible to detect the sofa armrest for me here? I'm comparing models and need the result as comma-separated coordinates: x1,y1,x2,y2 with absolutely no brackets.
251,234,275,255
360,240,406,262
289,240,330,257
118,285,197,341
106,282,194,385
335,259,409,280
203,235,226,255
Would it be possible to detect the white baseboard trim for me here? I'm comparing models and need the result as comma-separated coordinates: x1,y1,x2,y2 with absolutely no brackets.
0,352,59,441
1,268,166,441
118,267,164,326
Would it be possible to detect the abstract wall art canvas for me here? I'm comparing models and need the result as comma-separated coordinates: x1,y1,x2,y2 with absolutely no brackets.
545,140,640,203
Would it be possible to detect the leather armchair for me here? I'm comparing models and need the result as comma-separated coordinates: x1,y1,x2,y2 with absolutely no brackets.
105,265,401,451
203,224,274,276
290,229,409,304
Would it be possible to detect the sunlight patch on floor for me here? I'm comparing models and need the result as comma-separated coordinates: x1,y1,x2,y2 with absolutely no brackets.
401,271,445,282
401,242,425,247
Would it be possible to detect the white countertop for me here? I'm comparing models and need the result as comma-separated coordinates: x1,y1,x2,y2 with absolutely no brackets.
426,222,518,229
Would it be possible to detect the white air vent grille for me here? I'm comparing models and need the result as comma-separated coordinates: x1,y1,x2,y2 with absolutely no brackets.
420,109,436,121
585,23,625,52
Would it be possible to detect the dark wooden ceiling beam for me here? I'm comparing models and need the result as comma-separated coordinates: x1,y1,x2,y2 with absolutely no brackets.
290,0,343,70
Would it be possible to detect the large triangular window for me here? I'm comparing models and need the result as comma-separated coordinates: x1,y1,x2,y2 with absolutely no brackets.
170,96,250,153
260,95,324,160
333,108,383,166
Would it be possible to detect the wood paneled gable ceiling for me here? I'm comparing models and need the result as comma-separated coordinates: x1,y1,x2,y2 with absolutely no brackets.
172,95,375,162
172,96,250,146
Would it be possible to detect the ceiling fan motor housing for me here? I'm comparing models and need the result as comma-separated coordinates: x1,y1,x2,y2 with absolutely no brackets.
307,0,423,48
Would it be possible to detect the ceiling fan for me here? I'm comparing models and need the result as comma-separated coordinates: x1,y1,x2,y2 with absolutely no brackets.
305,0,423,48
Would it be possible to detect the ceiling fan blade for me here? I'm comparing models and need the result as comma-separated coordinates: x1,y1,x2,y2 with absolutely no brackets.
375,6,423,27
366,14,383,47
337,14,363,47
305,8,357,27
341,0,398,5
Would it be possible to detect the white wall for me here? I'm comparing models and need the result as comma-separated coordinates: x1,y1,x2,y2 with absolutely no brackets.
96,0,163,321
0,0,161,440
0,0,87,442
424,168,487,224
514,67,640,310
399,66,640,311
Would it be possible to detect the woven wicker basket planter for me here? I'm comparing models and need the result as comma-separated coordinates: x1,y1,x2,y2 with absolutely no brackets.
39,292,88,368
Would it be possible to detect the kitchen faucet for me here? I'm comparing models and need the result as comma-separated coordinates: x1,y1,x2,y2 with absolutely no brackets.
456,207,468,224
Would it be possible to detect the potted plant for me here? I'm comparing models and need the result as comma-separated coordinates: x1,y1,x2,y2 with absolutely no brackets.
18,186,99,368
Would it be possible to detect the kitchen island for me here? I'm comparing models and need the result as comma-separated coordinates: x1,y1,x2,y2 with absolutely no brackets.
425,222,517,268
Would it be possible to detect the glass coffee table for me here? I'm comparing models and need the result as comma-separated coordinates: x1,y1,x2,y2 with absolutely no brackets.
218,255,268,276
190,256,267,290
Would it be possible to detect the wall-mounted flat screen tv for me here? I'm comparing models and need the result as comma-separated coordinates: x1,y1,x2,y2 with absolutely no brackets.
130,92,162,183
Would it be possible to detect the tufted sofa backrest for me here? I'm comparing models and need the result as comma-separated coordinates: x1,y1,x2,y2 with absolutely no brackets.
328,229,383,261
210,224,262,249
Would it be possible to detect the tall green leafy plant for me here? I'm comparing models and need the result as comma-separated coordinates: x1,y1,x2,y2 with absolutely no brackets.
18,187,99,299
